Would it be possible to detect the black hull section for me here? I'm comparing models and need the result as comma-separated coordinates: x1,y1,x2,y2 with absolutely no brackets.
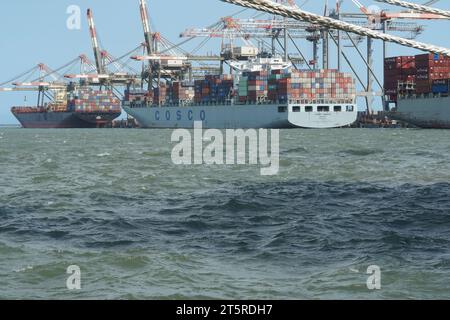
12,111,121,128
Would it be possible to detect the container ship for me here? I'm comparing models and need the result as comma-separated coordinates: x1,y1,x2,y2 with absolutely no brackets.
386,53,450,129
12,87,122,129
122,57,358,129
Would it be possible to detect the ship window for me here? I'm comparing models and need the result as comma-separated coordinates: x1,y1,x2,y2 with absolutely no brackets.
346,105,354,112
334,106,342,112
278,106,288,113
292,106,301,112
318,106,329,112
305,106,313,112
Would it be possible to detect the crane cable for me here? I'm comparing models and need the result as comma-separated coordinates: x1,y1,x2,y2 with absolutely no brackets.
0,66,41,87
375,0,450,18
219,0,450,56
31,58,81,83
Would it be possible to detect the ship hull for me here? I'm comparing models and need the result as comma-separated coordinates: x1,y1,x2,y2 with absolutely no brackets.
123,103,357,129
391,95,450,129
12,111,121,129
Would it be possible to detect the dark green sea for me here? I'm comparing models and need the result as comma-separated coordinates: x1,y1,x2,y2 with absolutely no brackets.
0,128,450,299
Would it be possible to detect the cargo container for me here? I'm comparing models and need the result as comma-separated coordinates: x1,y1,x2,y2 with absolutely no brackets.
232,46,259,57
384,54,450,100
432,79,450,94
194,75,235,103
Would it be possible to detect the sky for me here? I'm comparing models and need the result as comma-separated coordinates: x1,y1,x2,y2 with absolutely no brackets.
1,0,450,124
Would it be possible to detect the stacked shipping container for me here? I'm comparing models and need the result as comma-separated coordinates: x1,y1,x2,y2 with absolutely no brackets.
432,79,450,94
126,82,195,105
384,56,416,100
124,89,151,104
237,69,355,103
245,71,268,102
170,82,195,103
153,85,168,105
267,69,355,103
194,75,234,103
384,53,450,99
416,53,450,94
238,76,248,103
69,89,121,113
124,69,356,106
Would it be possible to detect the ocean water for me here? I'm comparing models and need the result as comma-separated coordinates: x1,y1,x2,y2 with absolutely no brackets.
0,128,450,299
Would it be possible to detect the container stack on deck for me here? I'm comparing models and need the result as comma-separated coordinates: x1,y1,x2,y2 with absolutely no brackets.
267,69,355,103
385,53,450,100
245,71,268,103
153,84,168,105
70,89,121,113
416,53,450,94
125,83,195,106
124,89,151,104
194,75,234,104
236,69,356,103
170,81,195,103
238,76,248,103
384,56,416,100
124,69,355,106
432,79,450,94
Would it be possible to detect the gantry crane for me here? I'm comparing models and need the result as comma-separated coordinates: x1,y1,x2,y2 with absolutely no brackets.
65,9,142,91
135,0,225,89
180,12,365,69
180,16,312,65
137,0,190,88
0,63,74,108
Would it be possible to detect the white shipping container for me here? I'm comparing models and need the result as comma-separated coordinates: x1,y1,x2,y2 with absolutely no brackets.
232,46,259,57
162,60,184,67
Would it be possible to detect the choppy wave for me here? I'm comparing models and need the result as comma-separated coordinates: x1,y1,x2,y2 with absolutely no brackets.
1,128,450,299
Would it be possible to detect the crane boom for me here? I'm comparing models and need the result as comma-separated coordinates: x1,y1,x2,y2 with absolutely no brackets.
351,0,369,15
351,0,448,20
385,12,447,20
139,0,154,54
219,0,450,56
375,0,450,18
64,74,111,79
132,55,223,62
12,82,66,87
0,87,43,92
132,55,188,61
87,9,104,74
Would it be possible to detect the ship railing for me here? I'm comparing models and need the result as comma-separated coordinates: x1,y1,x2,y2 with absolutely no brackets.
127,98,355,108
399,92,449,100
